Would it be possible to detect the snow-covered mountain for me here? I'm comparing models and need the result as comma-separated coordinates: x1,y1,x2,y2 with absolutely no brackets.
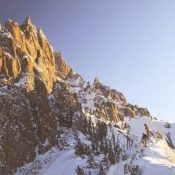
0,18,175,175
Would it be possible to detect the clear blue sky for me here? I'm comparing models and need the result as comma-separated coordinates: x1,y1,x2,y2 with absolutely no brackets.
1,0,175,121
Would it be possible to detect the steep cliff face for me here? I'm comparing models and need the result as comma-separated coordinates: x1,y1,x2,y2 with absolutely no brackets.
0,18,151,174
0,17,71,93
0,17,72,174
0,84,59,174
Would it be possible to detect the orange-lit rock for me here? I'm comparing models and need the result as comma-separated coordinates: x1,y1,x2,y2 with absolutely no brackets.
0,17,71,93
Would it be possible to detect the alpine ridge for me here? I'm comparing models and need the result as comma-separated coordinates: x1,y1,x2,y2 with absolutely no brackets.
0,18,175,175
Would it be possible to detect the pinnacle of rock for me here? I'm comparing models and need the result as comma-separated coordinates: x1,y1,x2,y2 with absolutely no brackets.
24,16,32,25
0,17,71,93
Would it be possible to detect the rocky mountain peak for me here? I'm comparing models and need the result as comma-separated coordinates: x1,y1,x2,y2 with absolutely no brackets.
93,76,100,83
0,18,156,175
0,17,71,93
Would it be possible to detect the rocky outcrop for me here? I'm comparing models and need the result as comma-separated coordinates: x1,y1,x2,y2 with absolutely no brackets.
122,104,150,118
95,100,123,122
0,86,35,174
92,78,150,122
54,52,72,79
93,77,126,103
0,17,71,93
49,81,82,128
0,83,58,174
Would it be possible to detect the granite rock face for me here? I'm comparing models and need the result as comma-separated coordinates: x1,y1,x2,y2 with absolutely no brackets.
0,17,71,93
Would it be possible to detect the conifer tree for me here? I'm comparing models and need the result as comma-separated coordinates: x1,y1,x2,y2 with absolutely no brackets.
75,165,85,175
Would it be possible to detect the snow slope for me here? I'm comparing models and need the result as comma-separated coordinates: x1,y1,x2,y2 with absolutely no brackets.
15,116,175,175
108,138,175,175
108,116,175,175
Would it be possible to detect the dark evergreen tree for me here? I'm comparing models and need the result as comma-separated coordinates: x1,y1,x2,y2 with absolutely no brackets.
85,144,91,156
75,139,85,156
108,147,116,164
112,132,116,149
103,139,109,155
96,121,107,142
98,163,106,175
87,117,93,136
87,153,96,169
165,132,174,148
67,110,73,128
83,117,88,134
75,165,85,175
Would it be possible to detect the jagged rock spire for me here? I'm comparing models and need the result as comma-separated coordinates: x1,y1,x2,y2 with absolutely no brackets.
20,16,34,31
6,18,13,23
93,76,100,84
5,18,14,28
24,16,32,25
0,17,72,92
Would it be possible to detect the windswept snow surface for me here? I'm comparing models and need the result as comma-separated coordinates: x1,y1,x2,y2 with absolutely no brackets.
108,139,175,175
41,150,85,175
108,117,175,175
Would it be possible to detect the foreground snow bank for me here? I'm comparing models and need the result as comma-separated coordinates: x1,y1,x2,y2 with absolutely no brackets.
108,138,175,175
